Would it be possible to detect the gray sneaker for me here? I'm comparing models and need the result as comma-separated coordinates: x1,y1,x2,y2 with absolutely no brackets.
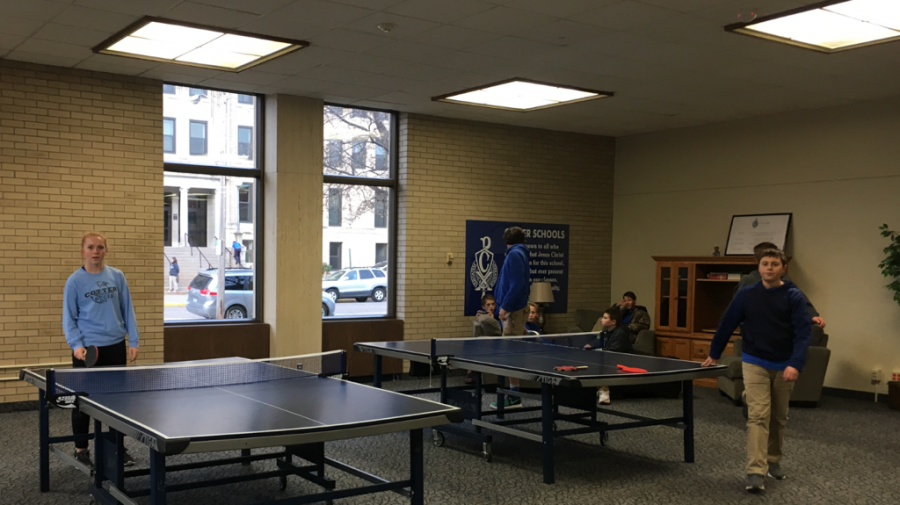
746,474,765,493
74,449,93,469
767,462,787,480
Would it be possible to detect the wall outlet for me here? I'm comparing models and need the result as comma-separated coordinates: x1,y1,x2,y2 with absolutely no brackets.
870,368,883,385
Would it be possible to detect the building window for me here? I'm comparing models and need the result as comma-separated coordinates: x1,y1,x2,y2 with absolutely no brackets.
189,120,207,155
375,243,387,264
326,140,342,169
189,87,207,99
375,145,387,172
163,84,176,94
163,118,175,153
350,141,365,170
238,183,253,223
329,242,342,270
374,189,387,228
238,94,253,104
328,188,341,227
238,126,252,158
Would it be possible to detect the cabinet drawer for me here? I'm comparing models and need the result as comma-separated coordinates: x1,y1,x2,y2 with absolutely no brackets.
690,341,734,361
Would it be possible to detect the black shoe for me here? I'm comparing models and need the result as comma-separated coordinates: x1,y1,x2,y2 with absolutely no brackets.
767,462,787,480
746,473,765,493
123,449,135,467
74,449,93,469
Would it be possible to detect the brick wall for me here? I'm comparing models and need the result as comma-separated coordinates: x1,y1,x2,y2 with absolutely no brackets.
0,60,163,403
398,114,615,341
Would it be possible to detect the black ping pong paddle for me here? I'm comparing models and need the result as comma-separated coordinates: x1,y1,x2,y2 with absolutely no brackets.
83,345,99,368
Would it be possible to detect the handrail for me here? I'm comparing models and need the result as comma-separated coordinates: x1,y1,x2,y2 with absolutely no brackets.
185,233,213,269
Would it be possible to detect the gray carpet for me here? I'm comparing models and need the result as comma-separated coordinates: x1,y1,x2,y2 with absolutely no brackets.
1,377,898,505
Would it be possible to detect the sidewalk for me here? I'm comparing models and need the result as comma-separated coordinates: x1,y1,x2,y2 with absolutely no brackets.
165,292,188,307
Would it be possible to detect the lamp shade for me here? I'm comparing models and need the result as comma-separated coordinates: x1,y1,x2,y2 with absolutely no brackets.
529,282,555,304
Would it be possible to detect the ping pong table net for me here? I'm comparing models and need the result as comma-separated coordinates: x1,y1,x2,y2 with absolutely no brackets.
43,351,346,408
431,332,597,357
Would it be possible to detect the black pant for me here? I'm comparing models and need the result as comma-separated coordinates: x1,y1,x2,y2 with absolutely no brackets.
71,340,126,449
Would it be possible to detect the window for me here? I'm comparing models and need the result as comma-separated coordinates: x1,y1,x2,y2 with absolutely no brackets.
323,105,395,319
328,188,341,227
326,140,342,169
163,84,176,94
345,270,358,281
238,126,252,157
238,183,253,223
164,85,261,324
374,189,387,228
238,94,253,104
350,141,366,170
189,120,207,155
329,242,342,270
163,118,175,153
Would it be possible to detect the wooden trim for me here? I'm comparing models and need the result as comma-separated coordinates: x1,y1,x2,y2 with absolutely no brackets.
164,323,270,362
322,319,403,377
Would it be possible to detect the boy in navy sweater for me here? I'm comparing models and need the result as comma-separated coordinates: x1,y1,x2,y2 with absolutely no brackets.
703,248,811,493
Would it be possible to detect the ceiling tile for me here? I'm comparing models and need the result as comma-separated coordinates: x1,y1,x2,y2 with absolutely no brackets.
513,0,617,18
327,54,410,74
513,20,607,47
428,50,505,71
0,0,69,21
187,0,296,16
401,25,502,50
339,12,441,39
466,36,558,59
270,75,334,92
72,0,182,16
139,67,216,84
638,0,733,13
0,15,47,37
52,5,138,32
364,40,450,62
386,0,495,24
15,37,93,59
243,0,375,40
301,65,378,84
31,23,109,47
324,83,388,100
75,54,159,75
4,51,85,67
578,1,681,30
251,46,354,74
164,2,261,29
0,34,25,52
208,69,291,86
383,63,460,81
453,6,559,35
310,28,394,53
196,78,261,92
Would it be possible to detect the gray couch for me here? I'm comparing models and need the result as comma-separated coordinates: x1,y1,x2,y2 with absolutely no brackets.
568,309,604,334
717,326,831,408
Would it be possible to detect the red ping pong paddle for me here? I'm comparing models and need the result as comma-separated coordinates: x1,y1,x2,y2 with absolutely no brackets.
617,364,647,374
553,365,587,372
83,345,99,368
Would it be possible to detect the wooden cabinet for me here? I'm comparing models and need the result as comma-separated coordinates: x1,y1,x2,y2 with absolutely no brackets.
652,256,770,387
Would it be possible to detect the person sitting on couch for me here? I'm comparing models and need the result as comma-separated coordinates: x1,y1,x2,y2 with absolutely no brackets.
594,291,651,342
584,305,633,404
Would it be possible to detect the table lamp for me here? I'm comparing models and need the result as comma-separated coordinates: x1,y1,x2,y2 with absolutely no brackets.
529,282,555,329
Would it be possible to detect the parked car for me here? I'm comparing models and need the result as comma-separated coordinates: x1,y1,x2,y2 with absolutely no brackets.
187,268,336,319
322,267,387,302
186,269,255,319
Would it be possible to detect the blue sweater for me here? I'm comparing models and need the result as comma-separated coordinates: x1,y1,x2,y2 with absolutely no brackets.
63,266,139,350
494,243,530,313
710,281,811,371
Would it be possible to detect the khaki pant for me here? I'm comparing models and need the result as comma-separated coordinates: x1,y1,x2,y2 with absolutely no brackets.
742,362,794,476
502,307,527,336
168,275,178,291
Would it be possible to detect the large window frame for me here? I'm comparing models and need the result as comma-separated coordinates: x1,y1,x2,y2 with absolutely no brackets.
164,82,265,326
323,103,399,320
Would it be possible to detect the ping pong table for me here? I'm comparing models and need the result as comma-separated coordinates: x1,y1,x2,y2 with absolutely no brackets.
355,334,727,484
20,351,463,505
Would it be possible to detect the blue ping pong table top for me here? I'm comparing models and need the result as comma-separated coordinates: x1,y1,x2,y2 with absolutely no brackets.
355,336,727,387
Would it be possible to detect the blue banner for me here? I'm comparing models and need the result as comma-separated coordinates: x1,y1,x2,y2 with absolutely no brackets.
465,220,569,316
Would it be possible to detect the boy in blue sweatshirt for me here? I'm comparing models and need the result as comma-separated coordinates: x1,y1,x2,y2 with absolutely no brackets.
490,226,531,409
63,232,140,468
703,248,811,494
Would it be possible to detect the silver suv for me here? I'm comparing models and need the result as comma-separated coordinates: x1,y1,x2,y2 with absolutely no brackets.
186,269,255,319
322,267,387,303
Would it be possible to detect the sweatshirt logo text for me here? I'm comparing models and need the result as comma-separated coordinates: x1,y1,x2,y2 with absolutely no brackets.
85,281,117,304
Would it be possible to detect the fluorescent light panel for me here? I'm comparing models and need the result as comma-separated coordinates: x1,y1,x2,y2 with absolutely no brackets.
95,17,306,71
727,0,900,52
434,79,612,111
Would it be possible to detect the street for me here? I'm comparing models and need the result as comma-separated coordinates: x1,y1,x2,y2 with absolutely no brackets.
164,294,387,321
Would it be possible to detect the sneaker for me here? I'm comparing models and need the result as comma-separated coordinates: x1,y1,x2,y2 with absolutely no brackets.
766,462,787,480
597,388,611,405
489,397,522,409
74,449,93,469
746,473,765,493
123,449,135,467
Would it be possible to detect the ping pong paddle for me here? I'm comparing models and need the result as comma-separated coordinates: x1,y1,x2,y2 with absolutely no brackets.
617,364,647,374
553,365,588,372
83,345,99,368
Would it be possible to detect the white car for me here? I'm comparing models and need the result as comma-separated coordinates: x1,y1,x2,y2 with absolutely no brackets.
322,267,387,302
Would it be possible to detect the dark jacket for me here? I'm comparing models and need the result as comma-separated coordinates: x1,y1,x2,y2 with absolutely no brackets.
623,305,651,338
586,325,633,353
525,321,542,334
712,281,812,370
494,243,530,313
734,271,818,318
169,262,179,277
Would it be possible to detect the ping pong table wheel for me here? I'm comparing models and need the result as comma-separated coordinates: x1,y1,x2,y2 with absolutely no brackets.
279,474,287,491
482,442,492,463
432,430,445,448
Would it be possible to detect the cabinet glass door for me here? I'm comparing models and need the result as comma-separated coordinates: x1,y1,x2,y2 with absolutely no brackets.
658,266,670,327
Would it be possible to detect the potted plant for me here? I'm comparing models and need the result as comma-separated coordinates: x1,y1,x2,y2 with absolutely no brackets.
878,224,900,411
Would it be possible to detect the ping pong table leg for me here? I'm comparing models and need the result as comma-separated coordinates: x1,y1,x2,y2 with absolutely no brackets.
373,356,383,388
541,383,555,484
150,448,167,505
683,379,695,463
409,429,424,505
38,389,49,492
93,420,105,491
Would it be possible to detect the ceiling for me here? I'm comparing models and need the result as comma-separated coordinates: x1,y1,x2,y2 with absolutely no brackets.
3,0,900,137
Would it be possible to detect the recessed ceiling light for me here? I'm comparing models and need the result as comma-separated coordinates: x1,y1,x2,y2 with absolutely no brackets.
433,78,613,112
725,0,900,53
94,17,308,71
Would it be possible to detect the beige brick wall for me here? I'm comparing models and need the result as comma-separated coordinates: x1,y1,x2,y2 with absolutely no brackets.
0,60,163,403
398,114,615,341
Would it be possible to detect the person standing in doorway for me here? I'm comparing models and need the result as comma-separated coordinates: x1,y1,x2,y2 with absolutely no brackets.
168,257,180,292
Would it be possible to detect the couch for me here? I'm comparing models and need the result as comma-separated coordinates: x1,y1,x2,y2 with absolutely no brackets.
568,309,604,334
717,326,831,407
